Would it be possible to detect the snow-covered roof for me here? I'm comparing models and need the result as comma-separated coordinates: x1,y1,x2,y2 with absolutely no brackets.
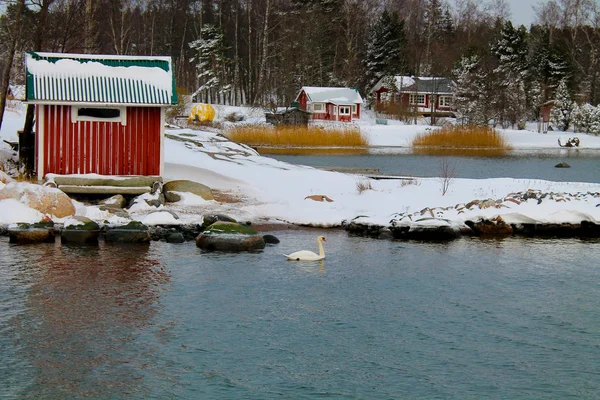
297,86,363,104
371,76,453,94
25,52,177,105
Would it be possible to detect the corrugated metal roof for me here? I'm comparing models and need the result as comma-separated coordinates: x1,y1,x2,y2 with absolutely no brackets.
25,52,177,105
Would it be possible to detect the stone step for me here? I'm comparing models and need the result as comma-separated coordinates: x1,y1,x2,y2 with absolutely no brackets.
58,185,152,195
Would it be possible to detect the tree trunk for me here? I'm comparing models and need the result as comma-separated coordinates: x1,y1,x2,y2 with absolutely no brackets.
0,0,26,132
23,0,54,137
254,0,271,105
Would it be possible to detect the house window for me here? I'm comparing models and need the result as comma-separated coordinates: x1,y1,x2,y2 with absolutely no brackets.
352,104,357,114
409,94,426,106
312,103,324,112
439,96,452,107
72,106,127,125
339,106,351,115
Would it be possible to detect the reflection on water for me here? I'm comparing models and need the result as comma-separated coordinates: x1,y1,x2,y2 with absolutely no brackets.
2,232,600,399
4,241,170,398
411,147,511,157
256,146,368,155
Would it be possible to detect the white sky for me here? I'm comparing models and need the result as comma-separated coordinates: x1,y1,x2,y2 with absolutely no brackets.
508,0,540,27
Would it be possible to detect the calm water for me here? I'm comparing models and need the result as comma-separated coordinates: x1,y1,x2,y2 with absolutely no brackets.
268,149,600,183
2,231,600,399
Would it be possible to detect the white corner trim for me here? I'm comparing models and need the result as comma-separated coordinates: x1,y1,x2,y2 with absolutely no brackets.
37,105,45,180
160,108,165,177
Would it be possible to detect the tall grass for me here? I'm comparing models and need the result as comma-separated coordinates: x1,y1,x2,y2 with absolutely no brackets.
224,125,368,147
412,125,511,150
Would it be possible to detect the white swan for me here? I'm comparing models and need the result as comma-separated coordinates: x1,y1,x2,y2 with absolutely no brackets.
285,236,327,261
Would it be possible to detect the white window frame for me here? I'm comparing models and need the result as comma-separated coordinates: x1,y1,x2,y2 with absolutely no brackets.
439,96,452,107
72,106,127,126
312,103,325,113
352,104,357,114
339,106,351,116
409,93,426,106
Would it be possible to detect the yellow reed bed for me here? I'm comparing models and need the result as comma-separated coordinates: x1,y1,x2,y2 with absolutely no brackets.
224,125,368,147
412,125,511,149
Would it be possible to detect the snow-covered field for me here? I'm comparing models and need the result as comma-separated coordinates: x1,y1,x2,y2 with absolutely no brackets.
2,105,600,229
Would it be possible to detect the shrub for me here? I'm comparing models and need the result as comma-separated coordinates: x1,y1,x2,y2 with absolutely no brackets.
412,125,511,149
224,125,368,147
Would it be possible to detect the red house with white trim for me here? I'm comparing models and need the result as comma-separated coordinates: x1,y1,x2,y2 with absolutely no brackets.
295,86,363,122
371,76,456,117
25,52,177,181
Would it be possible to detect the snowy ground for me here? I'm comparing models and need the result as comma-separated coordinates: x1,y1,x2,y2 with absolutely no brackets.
1,105,600,229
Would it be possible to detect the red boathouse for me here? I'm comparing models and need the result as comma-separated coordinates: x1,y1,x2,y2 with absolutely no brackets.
25,52,177,181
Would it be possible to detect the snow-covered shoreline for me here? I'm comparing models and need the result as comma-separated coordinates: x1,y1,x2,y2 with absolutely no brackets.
2,107,600,236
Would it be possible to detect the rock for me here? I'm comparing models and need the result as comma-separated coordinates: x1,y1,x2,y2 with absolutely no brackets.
304,195,334,202
61,216,101,244
405,224,461,240
0,182,75,218
201,214,237,230
105,221,151,243
262,234,280,244
377,228,394,240
196,221,265,251
99,194,126,208
196,234,265,252
555,162,571,168
465,216,513,236
0,170,14,184
163,180,215,203
98,204,131,219
166,232,185,243
8,221,55,244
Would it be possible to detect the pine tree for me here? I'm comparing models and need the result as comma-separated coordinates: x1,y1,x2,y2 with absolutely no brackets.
589,106,600,136
491,21,529,127
551,79,575,131
189,24,230,104
452,54,493,125
364,9,407,91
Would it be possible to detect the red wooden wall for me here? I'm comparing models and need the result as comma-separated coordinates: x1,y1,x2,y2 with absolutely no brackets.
37,105,161,176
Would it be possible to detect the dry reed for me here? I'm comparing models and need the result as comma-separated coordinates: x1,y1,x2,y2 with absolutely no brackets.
224,125,368,147
412,125,511,150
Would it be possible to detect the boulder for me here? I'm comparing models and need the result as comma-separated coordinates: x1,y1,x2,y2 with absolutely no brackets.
262,234,280,244
99,194,126,208
61,216,100,244
0,182,75,218
105,221,151,243
465,216,513,236
555,162,571,168
8,221,55,244
163,180,214,203
196,221,265,251
201,214,237,230
166,232,185,243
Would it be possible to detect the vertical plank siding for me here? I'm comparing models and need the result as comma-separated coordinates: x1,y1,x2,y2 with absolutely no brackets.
40,105,161,176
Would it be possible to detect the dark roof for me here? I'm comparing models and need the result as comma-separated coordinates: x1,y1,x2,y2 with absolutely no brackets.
402,77,453,94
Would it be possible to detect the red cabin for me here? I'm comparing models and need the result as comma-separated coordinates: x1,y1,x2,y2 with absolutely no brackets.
295,86,363,122
25,52,177,181
371,76,456,118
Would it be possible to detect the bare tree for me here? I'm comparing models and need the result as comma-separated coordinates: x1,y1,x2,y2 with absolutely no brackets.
439,157,456,195
0,0,26,132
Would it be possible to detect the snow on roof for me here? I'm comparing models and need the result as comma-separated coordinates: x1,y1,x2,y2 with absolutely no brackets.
297,87,363,104
371,76,453,94
25,52,177,105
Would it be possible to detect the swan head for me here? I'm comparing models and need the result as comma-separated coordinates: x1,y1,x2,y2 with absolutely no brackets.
318,236,327,243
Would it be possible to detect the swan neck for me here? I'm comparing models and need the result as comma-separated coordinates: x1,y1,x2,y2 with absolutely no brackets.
318,239,325,257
